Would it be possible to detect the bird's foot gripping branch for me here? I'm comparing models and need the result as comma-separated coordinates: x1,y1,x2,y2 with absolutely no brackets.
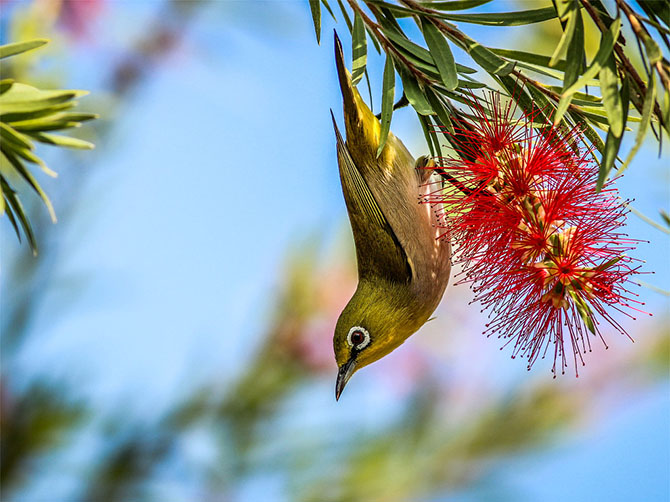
426,92,649,376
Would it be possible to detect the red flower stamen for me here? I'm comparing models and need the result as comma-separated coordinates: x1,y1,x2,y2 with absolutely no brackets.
426,92,646,376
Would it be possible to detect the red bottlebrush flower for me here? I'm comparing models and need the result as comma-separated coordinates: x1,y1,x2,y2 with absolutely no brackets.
427,92,645,375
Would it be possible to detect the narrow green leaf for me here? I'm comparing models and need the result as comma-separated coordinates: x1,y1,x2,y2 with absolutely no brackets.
351,13,367,85
492,48,567,71
336,0,353,32
0,39,48,59
418,113,436,156
427,6,558,26
321,0,336,21
0,83,86,115
3,192,19,235
455,63,476,74
0,122,33,150
1,177,37,252
421,20,458,90
308,0,321,44
597,76,629,190
599,53,622,136
366,26,381,53
599,131,619,188
621,73,656,172
11,112,98,131
382,28,433,64
398,68,433,115
512,61,566,81
424,0,492,11
2,149,56,222
553,9,585,123
364,69,374,112
563,8,585,83
580,106,641,123
456,79,487,89
0,102,75,123
29,132,95,150
377,56,395,158
550,1,578,66
460,34,514,75
641,32,663,64
425,89,453,133
9,144,57,177
563,18,621,97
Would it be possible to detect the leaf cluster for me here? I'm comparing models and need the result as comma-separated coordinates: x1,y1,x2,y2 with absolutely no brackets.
0,40,97,254
309,0,669,188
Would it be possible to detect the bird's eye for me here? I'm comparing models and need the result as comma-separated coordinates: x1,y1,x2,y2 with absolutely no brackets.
347,326,370,350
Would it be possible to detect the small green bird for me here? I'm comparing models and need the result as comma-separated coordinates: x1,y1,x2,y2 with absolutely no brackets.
331,32,451,400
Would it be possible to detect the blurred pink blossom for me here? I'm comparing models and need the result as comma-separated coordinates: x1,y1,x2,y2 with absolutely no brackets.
58,0,104,40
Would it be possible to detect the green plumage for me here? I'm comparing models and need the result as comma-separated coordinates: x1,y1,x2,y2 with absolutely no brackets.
331,32,452,399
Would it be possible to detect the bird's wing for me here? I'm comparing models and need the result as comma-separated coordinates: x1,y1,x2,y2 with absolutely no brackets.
332,112,412,283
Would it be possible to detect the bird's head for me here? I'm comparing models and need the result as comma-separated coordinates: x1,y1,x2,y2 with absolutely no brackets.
333,280,423,400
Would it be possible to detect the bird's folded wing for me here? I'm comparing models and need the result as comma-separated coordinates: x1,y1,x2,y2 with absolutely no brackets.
332,112,412,283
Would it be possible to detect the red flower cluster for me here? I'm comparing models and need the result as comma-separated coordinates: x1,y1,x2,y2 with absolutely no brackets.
426,93,644,375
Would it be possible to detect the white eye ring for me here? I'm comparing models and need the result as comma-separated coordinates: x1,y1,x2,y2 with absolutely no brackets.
346,326,370,350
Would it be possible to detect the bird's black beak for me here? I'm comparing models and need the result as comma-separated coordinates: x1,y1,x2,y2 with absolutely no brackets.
335,357,357,401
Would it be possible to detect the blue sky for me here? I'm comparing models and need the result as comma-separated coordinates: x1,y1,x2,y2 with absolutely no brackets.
1,1,668,501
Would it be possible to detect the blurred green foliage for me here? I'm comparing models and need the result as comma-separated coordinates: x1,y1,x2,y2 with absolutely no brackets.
0,39,97,254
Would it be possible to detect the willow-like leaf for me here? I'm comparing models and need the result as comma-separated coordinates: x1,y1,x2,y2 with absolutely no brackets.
492,48,567,72
425,89,453,134
382,27,433,64
550,0,579,66
562,18,621,97
457,34,514,75
398,68,432,115
351,13,367,85
2,149,56,222
336,0,353,32
377,56,395,158
597,76,629,191
1,177,36,251
553,7,585,123
0,39,48,59
426,6,557,26
30,132,95,150
0,87,85,115
424,0,493,11
599,53,623,137
417,113,436,156
321,0,336,21
308,0,321,44
0,122,33,150
621,73,656,173
421,19,458,90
